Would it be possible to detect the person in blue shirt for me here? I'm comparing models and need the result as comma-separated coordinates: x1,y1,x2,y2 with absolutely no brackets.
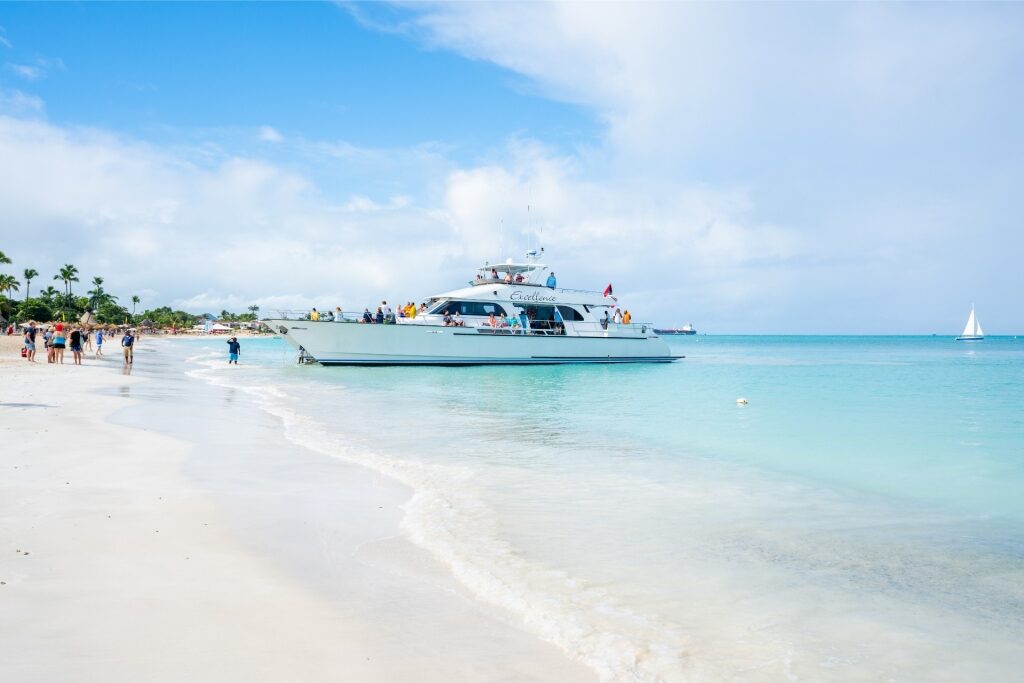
226,336,241,365
546,272,556,289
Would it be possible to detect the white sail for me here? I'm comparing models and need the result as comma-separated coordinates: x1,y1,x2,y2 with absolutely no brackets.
959,306,984,339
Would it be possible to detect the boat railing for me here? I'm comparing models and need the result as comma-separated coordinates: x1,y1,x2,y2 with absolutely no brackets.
272,309,358,321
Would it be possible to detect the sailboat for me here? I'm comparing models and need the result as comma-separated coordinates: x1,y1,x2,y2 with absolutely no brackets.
956,305,985,341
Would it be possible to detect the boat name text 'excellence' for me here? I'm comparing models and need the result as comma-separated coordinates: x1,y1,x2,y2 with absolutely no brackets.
509,290,558,303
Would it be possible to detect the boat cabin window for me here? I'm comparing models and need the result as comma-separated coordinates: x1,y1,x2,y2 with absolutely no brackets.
432,300,508,317
556,305,585,322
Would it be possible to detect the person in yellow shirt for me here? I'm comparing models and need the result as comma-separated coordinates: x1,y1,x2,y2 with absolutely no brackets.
622,310,632,324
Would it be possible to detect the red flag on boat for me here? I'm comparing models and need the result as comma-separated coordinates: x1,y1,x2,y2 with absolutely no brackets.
603,283,613,297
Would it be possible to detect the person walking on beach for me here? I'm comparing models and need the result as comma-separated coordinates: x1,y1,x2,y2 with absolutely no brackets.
226,336,241,365
69,326,84,365
121,328,135,365
95,328,104,357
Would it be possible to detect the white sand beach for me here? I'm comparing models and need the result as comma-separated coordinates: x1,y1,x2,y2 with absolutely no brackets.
0,341,594,682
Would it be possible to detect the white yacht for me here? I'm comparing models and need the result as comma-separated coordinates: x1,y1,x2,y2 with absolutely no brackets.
265,251,677,366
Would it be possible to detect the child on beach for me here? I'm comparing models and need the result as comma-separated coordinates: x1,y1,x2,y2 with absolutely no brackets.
226,336,240,365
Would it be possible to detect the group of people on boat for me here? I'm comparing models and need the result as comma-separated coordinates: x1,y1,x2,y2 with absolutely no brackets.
472,269,558,289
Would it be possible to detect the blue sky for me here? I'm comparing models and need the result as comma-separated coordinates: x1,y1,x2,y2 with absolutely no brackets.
1,2,1022,332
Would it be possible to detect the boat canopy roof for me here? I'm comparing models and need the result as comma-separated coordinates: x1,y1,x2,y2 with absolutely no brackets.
477,261,545,275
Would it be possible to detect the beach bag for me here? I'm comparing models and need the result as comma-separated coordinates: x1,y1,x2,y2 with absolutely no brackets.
21,347,27,357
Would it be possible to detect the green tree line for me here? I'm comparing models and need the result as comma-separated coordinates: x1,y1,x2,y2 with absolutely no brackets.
0,250,260,328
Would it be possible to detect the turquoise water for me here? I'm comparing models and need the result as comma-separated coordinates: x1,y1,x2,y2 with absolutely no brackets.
178,335,1024,681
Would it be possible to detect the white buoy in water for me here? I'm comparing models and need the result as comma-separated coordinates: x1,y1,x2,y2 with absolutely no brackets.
736,397,749,405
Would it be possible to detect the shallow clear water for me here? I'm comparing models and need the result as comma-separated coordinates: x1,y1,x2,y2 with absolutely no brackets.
175,335,1024,682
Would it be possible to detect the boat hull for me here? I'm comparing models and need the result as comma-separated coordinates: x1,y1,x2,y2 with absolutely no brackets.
266,320,678,366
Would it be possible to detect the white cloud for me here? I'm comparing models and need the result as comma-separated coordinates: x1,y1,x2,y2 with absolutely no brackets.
258,125,283,143
0,87,44,113
6,63,42,80
5,56,64,80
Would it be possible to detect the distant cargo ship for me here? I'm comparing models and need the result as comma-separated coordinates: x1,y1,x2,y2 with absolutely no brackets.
654,323,697,335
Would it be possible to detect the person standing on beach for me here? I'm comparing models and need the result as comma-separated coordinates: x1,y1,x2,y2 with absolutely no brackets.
52,323,67,364
121,329,135,365
23,322,37,362
69,326,84,365
226,336,240,365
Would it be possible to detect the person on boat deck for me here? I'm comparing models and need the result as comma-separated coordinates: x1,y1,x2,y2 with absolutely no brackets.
310,308,320,321
442,310,453,326
334,306,344,322
546,272,556,289
362,308,373,323
600,310,610,330
503,271,514,284
622,310,632,324
375,307,384,324
452,311,464,327
613,308,623,324
491,268,499,280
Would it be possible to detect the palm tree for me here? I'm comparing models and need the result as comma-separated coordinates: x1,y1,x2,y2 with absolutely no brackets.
39,285,59,303
0,274,19,299
54,264,80,297
87,276,105,310
0,250,11,265
53,264,79,320
23,268,38,300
